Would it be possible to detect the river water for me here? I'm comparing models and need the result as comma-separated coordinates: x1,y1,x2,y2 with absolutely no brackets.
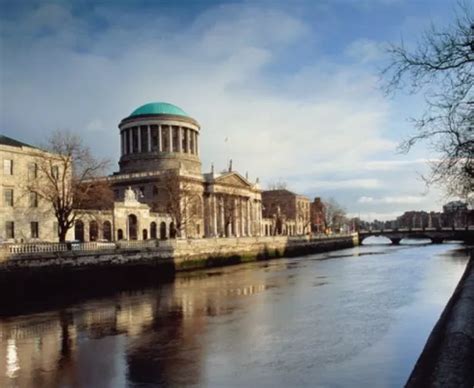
0,240,469,388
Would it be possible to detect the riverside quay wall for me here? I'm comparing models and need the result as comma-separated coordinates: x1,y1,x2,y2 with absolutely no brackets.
0,234,358,273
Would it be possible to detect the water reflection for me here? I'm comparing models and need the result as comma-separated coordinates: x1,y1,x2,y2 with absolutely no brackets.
0,243,469,387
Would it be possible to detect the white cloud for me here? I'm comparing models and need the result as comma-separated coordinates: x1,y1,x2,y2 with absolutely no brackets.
358,195,425,204
0,1,446,216
345,38,385,63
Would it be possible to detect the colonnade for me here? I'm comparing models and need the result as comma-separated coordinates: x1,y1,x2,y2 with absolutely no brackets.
120,125,199,156
206,194,262,237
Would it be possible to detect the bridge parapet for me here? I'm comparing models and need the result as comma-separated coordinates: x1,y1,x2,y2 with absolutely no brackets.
358,228,474,244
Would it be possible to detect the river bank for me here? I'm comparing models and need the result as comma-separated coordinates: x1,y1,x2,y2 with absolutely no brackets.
406,248,474,388
0,234,357,314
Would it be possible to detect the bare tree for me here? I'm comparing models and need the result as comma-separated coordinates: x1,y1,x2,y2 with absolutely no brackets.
28,131,109,242
267,180,288,190
382,3,474,200
157,171,202,238
322,198,346,233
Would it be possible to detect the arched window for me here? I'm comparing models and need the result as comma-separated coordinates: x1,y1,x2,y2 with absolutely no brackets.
75,220,84,242
89,220,99,242
103,221,112,241
160,221,167,240
150,222,157,239
142,229,148,240
128,214,138,240
169,222,176,239
117,229,124,240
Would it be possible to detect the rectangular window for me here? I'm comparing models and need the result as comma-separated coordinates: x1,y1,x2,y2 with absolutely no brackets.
172,126,179,152
150,125,159,151
30,191,38,207
3,159,13,175
31,221,39,238
140,126,148,152
182,128,188,153
6,221,14,239
4,189,13,206
28,162,38,179
162,125,169,152
132,126,139,153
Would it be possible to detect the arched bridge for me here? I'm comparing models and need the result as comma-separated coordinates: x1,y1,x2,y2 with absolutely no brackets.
358,227,474,244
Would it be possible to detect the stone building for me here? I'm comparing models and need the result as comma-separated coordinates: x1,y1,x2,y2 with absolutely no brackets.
0,135,73,242
2,102,317,243
261,189,310,236
79,102,264,241
310,197,325,234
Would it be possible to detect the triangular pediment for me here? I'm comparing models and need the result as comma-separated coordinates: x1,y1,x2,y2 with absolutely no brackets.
215,172,252,188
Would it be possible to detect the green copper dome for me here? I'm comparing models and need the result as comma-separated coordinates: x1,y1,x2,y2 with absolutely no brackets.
129,102,188,118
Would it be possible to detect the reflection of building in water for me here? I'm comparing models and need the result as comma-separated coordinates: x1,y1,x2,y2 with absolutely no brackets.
1,264,280,386
0,314,78,387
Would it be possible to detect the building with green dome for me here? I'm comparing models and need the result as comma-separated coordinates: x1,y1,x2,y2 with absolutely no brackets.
105,102,265,240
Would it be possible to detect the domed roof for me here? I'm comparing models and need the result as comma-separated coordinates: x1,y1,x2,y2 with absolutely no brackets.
129,102,188,118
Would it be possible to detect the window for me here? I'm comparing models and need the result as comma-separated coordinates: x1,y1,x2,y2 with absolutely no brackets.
30,191,38,207
4,189,13,206
6,221,14,239
28,162,37,179
140,126,148,152
153,186,159,196
162,126,169,152
139,186,145,197
3,159,13,175
172,126,179,152
150,125,159,151
182,128,188,153
132,126,139,153
31,222,39,238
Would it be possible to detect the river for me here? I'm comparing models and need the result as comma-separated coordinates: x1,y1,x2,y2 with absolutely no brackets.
0,240,469,387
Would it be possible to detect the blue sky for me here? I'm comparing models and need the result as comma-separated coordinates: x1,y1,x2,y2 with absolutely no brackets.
0,0,464,220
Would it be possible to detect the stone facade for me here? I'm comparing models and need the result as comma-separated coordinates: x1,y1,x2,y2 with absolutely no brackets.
1,102,314,243
261,189,311,236
0,135,73,243
103,102,264,240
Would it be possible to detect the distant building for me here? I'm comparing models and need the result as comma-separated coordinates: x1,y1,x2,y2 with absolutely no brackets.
310,197,325,234
261,189,310,236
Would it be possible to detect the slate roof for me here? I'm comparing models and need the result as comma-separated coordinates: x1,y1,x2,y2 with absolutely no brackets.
0,134,38,149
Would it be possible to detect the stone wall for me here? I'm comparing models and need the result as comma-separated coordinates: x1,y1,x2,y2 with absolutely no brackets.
0,234,358,272
406,249,474,387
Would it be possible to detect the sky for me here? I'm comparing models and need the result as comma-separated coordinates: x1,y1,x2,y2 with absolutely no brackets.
0,0,464,221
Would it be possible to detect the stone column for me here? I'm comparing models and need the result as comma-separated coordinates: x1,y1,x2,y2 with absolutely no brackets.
158,125,163,152
169,126,173,152
121,131,125,155
128,129,133,154
178,127,183,153
147,126,151,152
247,198,252,236
220,196,225,237
233,197,238,237
194,132,199,155
212,195,218,236
240,197,244,236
